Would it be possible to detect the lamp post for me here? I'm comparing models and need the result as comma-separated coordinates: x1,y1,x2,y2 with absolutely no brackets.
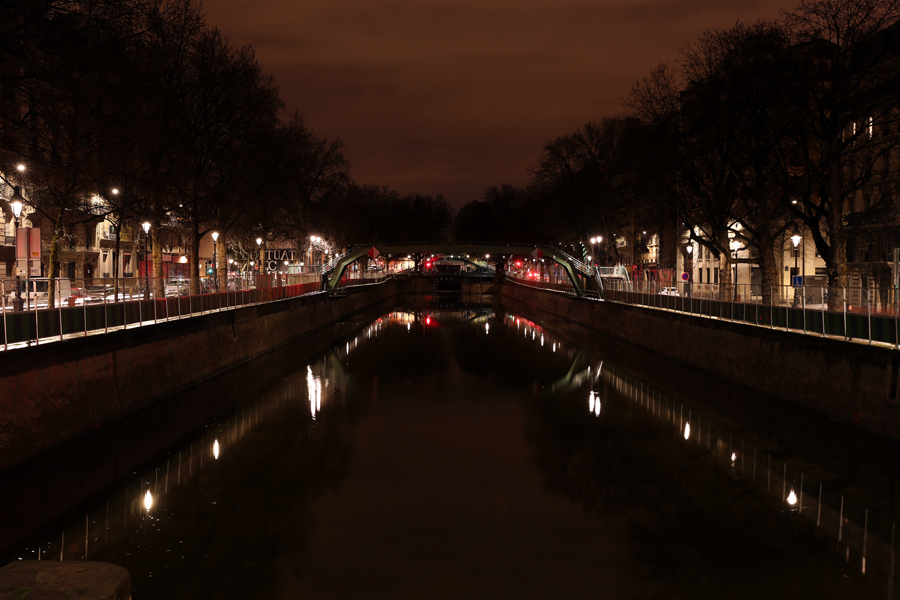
791,229,802,305
10,187,24,311
589,236,603,265
211,231,219,292
685,244,693,295
256,238,263,287
730,239,740,301
142,222,151,300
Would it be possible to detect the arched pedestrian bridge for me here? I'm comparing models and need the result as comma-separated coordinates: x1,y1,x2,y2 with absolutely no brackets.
325,243,597,295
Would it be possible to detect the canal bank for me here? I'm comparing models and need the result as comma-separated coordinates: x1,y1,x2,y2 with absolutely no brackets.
0,282,397,472
501,281,900,441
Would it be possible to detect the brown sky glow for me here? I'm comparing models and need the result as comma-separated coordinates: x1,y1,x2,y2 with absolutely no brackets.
202,0,796,207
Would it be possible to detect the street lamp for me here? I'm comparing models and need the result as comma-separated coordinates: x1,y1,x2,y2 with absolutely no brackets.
730,239,740,301
142,221,151,300
791,229,802,304
10,187,24,311
685,244,693,274
791,230,802,275
211,231,219,291
256,237,263,278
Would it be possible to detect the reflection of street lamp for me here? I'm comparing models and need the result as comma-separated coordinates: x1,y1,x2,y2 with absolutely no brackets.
142,222,151,300
10,188,24,311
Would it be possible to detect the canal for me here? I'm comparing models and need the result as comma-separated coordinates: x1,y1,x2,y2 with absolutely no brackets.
2,300,899,598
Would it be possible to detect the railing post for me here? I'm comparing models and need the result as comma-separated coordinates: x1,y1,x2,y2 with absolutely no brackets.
33,281,39,345
784,286,788,331
2,281,7,351
868,289,872,345
821,287,825,337
82,278,88,337
103,286,108,335
844,296,848,340
801,285,806,334
57,280,63,341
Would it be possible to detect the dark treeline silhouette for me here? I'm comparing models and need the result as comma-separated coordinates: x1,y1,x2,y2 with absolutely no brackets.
455,0,900,301
0,0,453,302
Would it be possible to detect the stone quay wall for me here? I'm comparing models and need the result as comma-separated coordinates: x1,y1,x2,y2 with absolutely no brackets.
0,282,396,472
502,282,900,441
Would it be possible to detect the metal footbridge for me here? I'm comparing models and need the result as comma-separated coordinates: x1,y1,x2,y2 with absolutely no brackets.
324,243,597,295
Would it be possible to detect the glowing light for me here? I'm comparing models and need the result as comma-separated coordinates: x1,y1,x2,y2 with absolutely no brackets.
787,489,798,506
144,490,153,511
213,439,220,459
731,452,737,463
16,164,25,172
307,366,322,417
407,323,410,331
589,391,595,413
111,188,119,195
540,334,544,346
485,322,489,333
684,423,691,440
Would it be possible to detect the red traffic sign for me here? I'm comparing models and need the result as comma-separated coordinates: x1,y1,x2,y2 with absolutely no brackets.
531,248,543,259
681,272,690,281
368,246,380,260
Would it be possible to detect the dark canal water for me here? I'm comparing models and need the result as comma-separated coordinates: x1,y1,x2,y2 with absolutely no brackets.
3,301,900,599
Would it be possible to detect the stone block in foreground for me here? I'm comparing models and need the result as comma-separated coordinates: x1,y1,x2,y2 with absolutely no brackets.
0,561,130,600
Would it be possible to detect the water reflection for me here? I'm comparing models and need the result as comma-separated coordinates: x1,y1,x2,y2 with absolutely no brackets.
3,304,894,599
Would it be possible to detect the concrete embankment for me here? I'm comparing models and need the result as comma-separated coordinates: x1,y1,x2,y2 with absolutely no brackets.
0,282,396,472
502,282,900,441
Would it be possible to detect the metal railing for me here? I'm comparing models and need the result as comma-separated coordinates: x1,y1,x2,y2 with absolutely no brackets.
508,275,900,347
0,274,327,351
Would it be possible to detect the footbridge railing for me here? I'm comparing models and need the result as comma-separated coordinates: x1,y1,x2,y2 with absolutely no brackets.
325,243,599,296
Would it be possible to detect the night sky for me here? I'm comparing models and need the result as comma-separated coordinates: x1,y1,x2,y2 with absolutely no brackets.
202,0,796,208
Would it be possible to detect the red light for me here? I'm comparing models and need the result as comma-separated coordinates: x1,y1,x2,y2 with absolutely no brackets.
426,316,431,325
515,261,522,267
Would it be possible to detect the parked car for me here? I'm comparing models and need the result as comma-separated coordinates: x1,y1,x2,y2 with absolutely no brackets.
658,287,681,296
165,280,189,297
6,278,73,307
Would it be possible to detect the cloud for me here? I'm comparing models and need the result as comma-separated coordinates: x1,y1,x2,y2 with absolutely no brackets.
203,0,795,208
620,0,764,23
